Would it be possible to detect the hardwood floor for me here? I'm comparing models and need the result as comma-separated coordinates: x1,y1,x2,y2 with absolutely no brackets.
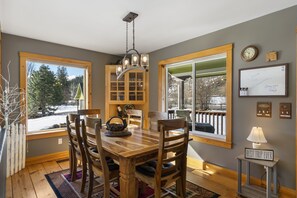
5,159,291,198
6,160,70,198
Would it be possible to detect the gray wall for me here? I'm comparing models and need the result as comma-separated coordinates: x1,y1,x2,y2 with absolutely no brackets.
149,6,297,189
2,34,121,158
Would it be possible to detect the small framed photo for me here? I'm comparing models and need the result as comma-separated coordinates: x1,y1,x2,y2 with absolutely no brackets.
245,148,274,161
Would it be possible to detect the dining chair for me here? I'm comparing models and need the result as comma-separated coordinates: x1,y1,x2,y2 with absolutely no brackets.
77,108,101,118
81,117,120,198
126,109,143,128
148,111,168,131
66,114,87,193
135,118,189,198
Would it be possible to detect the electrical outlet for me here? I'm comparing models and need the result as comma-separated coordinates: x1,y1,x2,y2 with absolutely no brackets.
58,138,63,145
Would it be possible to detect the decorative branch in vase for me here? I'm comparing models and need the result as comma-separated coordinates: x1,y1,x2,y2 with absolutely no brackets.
0,61,26,176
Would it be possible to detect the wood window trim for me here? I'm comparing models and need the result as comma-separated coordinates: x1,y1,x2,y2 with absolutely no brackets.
295,26,297,195
19,52,92,138
27,129,68,140
158,44,233,149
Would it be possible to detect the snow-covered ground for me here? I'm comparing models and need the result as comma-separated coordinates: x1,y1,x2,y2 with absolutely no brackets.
28,105,77,132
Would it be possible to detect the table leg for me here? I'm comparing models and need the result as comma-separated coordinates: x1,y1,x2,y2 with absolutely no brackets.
266,166,272,198
246,161,250,185
237,159,242,194
273,165,277,195
119,156,136,198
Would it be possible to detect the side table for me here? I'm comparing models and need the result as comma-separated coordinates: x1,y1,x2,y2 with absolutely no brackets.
237,154,279,198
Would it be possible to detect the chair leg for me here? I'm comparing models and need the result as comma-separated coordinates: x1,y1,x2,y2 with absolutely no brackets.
71,157,77,181
87,170,94,198
176,178,186,198
80,160,87,193
69,145,73,176
103,177,110,198
154,185,161,198
135,179,139,198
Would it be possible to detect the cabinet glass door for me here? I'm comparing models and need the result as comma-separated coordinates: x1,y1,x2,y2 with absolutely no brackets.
128,72,144,101
110,72,125,101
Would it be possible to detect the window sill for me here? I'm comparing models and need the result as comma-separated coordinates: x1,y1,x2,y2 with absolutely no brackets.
190,134,232,149
27,128,68,140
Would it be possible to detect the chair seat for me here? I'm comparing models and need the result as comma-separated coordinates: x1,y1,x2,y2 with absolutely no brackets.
90,147,119,171
136,160,174,177
106,157,119,171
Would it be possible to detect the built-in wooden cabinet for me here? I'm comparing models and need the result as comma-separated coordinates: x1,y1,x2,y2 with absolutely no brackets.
105,65,149,128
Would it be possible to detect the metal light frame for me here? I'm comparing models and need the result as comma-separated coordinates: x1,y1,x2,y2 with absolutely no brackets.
116,12,149,79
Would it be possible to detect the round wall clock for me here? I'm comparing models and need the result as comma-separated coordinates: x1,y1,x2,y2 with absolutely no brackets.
241,45,259,62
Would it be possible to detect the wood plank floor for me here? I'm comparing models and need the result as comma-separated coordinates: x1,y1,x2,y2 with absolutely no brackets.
5,159,289,198
6,160,70,198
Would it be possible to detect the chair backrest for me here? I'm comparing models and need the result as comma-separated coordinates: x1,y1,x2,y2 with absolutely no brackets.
81,117,109,179
77,109,101,118
156,118,189,186
176,110,191,122
66,114,85,161
126,109,143,128
148,111,168,131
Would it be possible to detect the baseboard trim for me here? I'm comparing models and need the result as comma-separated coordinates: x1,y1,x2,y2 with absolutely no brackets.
187,156,295,197
26,150,69,166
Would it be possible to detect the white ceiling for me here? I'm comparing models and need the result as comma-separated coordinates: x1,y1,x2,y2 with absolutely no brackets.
1,0,297,55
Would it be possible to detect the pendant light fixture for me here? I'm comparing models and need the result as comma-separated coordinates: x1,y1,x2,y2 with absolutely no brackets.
116,12,149,79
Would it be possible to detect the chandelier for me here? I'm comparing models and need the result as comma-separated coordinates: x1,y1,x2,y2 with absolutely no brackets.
116,12,149,79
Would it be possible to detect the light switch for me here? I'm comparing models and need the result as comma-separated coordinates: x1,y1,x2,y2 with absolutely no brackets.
257,102,272,118
280,103,291,119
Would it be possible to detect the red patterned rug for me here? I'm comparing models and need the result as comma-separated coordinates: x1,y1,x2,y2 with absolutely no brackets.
45,170,220,198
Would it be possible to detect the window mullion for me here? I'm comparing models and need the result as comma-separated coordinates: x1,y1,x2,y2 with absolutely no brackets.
192,62,196,131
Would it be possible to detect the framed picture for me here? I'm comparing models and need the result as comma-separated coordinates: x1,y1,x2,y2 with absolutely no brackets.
245,148,274,161
239,64,288,97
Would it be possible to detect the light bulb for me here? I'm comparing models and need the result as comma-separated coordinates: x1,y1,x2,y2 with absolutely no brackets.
124,59,129,65
143,56,147,62
133,56,138,62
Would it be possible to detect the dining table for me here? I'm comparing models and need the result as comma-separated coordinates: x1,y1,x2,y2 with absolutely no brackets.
82,126,163,198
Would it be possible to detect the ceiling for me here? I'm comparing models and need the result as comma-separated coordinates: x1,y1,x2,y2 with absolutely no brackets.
1,0,297,55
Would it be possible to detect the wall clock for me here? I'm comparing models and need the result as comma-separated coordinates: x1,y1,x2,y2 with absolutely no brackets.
241,45,259,62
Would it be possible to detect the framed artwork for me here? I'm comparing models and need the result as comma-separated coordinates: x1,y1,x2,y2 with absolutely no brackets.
245,148,274,161
239,64,288,97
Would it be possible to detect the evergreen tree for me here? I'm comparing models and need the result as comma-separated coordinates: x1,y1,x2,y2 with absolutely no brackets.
28,65,62,117
56,66,70,103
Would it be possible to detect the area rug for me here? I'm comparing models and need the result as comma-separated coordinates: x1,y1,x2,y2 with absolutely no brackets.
45,170,220,198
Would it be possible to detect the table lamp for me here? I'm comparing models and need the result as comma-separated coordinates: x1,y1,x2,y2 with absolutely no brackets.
247,127,267,149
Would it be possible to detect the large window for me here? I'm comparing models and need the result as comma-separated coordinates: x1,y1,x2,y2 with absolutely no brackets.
159,44,233,148
20,52,92,136
27,62,85,133
166,53,227,140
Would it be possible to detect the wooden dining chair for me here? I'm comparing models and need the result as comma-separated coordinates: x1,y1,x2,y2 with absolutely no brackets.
81,117,120,198
148,111,168,131
77,108,101,118
126,109,143,128
66,114,87,193
135,118,189,198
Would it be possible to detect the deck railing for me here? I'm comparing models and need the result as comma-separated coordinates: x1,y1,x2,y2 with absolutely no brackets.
168,109,226,136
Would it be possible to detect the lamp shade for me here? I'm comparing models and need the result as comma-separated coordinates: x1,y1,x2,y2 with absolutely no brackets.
247,127,267,143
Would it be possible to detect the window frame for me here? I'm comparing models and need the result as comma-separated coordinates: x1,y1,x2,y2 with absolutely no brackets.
20,52,92,139
158,44,233,149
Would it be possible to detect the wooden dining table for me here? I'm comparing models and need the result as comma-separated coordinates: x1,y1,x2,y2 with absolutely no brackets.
83,126,162,198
